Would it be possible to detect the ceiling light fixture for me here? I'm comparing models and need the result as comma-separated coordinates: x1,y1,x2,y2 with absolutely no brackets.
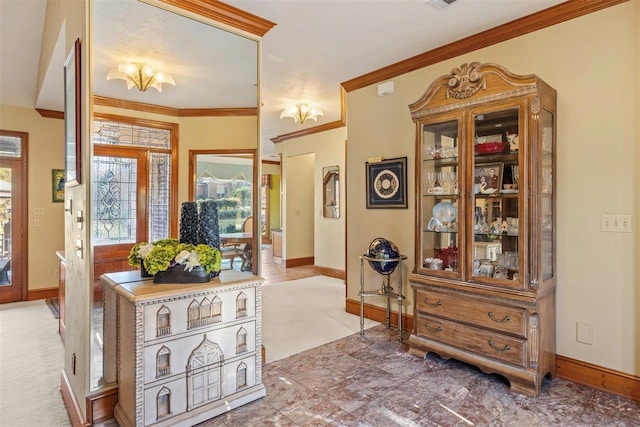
107,63,175,92
280,104,324,124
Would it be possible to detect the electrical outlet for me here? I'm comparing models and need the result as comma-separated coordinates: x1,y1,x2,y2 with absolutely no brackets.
576,322,593,345
54,269,59,279
34,207,44,215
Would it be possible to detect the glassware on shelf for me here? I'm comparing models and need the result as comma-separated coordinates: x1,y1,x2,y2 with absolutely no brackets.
512,165,519,189
427,171,437,192
447,171,458,194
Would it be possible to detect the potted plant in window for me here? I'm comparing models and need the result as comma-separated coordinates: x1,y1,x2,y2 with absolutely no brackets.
128,238,222,283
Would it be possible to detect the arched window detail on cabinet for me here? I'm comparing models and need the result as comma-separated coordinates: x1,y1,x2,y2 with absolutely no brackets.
157,305,171,337
156,346,171,378
236,362,247,390
200,297,211,319
157,386,171,419
187,300,200,329
186,335,223,410
236,292,247,318
236,327,247,354
211,296,222,323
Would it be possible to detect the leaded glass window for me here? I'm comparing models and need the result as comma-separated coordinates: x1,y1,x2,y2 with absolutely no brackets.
93,156,137,245
93,119,170,149
148,152,170,241
0,135,21,158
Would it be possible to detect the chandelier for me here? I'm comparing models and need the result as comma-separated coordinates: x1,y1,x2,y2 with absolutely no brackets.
107,63,175,92
280,104,324,124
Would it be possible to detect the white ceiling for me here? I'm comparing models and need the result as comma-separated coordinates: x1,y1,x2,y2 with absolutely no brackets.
0,0,567,161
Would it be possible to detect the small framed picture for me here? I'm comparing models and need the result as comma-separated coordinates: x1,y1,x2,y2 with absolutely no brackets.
64,38,81,186
475,163,503,192
52,169,65,202
366,157,408,208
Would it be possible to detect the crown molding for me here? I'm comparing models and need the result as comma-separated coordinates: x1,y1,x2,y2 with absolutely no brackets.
270,0,625,144
179,107,257,117
270,120,344,144
93,96,256,117
341,0,627,92
94,96,179,116
154,0,276,37
36,108,64,119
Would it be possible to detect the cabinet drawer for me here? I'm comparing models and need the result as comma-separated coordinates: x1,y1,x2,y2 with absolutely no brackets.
415,289,526,337
416,314,526,367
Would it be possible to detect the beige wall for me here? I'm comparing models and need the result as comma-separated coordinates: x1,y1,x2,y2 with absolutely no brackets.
279,127,347,269
260,162,281,238
346,2,639,375
0,105,65,292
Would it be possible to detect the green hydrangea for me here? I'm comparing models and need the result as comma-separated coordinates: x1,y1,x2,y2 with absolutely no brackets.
143,244,178,275
127,241,148,268
194,244,222,274
130,238,221,276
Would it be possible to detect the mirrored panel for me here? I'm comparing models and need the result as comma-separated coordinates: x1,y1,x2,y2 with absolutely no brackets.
92,0,259,392
193,152,257,273
322,165,339,218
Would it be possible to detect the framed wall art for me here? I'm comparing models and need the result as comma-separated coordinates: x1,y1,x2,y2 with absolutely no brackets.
64,38,81,186
366,157,407,208
52,169,65,202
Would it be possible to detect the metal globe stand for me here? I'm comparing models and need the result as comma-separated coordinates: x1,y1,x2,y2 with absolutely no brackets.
359,254,407,342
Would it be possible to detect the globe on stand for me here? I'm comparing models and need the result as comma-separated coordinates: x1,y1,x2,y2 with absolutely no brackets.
367,237,400,276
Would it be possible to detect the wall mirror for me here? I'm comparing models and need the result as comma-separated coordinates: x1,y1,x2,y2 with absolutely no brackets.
189,151,257,273
322,165,339,218
90,0,259,394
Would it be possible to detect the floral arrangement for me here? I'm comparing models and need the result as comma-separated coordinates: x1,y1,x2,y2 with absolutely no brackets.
128,238,222,276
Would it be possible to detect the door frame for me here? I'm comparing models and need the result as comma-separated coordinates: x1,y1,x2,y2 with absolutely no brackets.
188,149,258,274
0,130,28,303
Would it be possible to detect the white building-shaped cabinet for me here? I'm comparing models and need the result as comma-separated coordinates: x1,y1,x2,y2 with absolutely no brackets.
102,270,265,427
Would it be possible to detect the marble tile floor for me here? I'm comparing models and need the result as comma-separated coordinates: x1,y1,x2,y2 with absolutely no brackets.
196,325,639,427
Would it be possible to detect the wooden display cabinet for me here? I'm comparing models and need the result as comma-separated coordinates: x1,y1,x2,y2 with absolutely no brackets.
407,62,556,397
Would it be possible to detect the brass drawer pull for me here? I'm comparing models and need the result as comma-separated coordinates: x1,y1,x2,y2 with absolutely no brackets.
424,298,442,307
488,312,511,323
488,340,511,352
424,323,442,333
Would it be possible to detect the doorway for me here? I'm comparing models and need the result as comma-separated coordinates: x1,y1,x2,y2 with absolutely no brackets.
0,131,27,304
189,151,258,274
92,114,178,284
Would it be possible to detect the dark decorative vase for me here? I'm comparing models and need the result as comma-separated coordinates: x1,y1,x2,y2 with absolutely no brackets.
140,263,152,278
367,237,401,276
179,202,199,245
198,200,221,250
153,265,218,284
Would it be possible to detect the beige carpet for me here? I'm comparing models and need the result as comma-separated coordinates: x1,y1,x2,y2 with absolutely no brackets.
0,300,70,426
262,275,379,364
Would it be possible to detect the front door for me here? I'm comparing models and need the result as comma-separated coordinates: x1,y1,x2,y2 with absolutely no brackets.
92,149,147,283
0,158,25,303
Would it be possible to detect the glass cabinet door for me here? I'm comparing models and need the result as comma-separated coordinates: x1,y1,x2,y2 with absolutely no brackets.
420,119,460,274
471,108,521,286
540,109,554,280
